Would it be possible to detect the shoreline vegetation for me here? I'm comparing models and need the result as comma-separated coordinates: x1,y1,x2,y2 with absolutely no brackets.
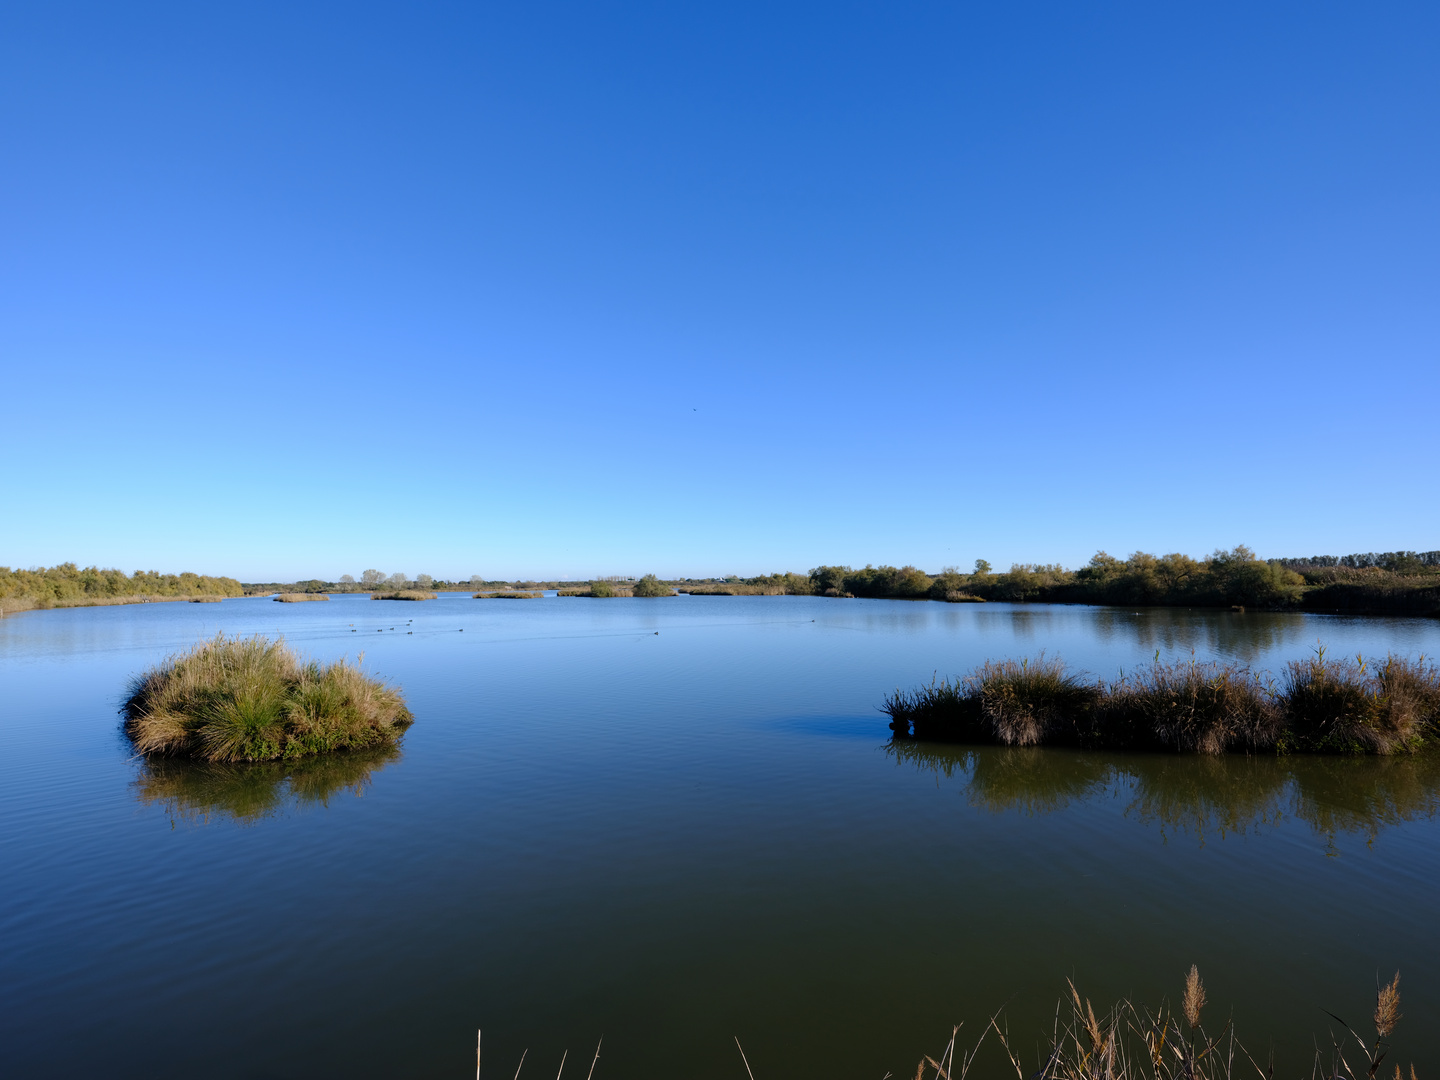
123,635,412,763
483,968,1412,1080
8,546,1439,618
1,563,243,617
884,650,1440,755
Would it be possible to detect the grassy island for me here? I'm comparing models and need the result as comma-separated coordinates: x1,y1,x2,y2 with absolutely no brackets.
124,635,413,762
274,593,328,602
884,650,1440,754
474,591,541,599
371,590,438,601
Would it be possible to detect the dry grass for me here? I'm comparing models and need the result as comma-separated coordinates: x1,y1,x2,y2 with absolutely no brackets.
1,594,228,617
677,584,787,596
885,650,1440,754
123,634,413,762
371,590,439,601
873,968,1414,1080
1281,649,1440,754
274,593,329,602
475,591,542,599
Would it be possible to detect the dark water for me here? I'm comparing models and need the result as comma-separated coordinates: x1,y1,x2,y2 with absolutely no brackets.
2,595,1438,1077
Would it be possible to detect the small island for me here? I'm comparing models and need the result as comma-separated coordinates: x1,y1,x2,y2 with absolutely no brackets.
123,634,413,762
884,651,1440,754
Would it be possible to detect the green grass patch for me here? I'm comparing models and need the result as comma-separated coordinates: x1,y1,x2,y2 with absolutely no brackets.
123,634,413,763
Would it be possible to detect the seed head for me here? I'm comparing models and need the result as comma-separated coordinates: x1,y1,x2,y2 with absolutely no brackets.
1183,965,1206,1030
1375,972,1401,1039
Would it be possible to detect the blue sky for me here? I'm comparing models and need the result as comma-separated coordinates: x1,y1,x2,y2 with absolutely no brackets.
3,2,1437,581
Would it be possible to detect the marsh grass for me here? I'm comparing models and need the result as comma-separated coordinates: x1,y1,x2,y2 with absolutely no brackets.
123,634,412,762
896,968,1419,1080
677,584,788,595
274,592,329,602
885,651,1440,754
475,591,542,599
560,583,634,597
371,590,439,601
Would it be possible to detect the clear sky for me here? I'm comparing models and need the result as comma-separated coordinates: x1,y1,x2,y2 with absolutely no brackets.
3,2,1437,581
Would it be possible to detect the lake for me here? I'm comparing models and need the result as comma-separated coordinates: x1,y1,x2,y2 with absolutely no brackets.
2,595,1437,1077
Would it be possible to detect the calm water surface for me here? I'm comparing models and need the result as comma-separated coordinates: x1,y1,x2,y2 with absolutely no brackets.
2,595,1438,1077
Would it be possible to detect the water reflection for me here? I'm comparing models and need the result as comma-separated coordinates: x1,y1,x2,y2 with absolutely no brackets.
888,741,1440,849
132,746,400,825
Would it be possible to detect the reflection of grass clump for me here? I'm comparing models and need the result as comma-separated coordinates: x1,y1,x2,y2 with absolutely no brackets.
123,634,413,762
133,745,400,824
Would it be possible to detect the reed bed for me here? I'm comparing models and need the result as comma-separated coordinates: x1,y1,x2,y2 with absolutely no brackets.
884,651,1440,754
882,968,1414,1080
274,592,329,602
371,590,439,601
677,584,788,595
560,584,634,598
123,634,413,762
474,591,542,599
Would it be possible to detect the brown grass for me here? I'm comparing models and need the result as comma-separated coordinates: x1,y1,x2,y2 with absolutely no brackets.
897,967,1413,1080
371,591,438,601
123,634,412,762
1,594,228,617
475,591,542,599
274,593,329,602
885,651,1440,754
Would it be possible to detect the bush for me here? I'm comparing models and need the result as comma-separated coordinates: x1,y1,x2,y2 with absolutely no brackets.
632,574,673,597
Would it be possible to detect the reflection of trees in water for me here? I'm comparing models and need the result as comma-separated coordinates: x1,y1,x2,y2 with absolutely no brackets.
887,741,1440,847
1089,608,1306,665
132,746,401,825
888,742,1117,815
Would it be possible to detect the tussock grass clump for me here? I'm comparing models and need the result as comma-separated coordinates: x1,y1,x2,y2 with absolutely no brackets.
885,657,1098,745
371,590,438,601
885,650,1440,754
1103,658,1281,753
474,591,542,599
1281,648,1440,754
123,634,413,762
274,592,329,602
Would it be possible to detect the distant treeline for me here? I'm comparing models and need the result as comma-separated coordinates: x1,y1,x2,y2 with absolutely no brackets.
1276,550,1440,572
713,546,1440,615
1,563,244,615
